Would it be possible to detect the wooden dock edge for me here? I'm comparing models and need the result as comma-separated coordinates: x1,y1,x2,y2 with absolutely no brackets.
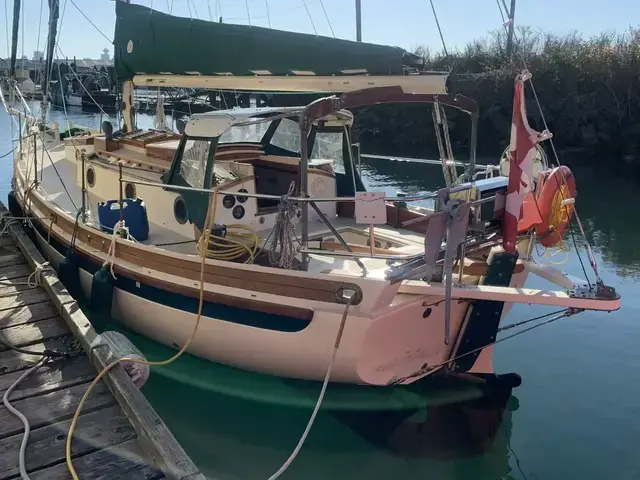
1,205,206,480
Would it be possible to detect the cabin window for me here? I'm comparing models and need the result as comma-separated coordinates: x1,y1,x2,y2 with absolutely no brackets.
219,122,270,144
179,139,211,188
312,132,343,173
270,119,300,153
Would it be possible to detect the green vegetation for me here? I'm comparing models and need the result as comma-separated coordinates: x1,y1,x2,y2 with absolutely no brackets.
353,27,640,180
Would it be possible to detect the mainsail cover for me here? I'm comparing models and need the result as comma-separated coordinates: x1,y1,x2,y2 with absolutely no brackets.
114,2,423,82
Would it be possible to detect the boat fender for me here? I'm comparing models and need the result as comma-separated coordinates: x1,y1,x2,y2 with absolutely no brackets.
58,251,85,303
7,191,23,219
90,266,115,331
534,165,576,248
96,331,150,389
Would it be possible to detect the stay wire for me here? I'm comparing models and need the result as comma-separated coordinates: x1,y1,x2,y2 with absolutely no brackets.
389,309,573,385
429,0,450,62
301,0,317,35
319,0,335,38
496,9,600,283
68,0,112,44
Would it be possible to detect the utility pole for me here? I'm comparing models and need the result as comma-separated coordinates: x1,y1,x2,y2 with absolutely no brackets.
505,0,516,58
355,0,362,42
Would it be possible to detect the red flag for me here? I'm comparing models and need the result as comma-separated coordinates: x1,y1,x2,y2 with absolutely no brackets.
503,72,542,253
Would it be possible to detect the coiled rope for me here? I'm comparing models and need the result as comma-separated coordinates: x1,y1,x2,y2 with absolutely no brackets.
197,223,259,264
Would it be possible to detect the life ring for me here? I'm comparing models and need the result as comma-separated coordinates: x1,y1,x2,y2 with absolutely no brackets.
534,165,576,248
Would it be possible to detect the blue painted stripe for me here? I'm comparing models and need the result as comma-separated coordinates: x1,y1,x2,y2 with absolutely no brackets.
32,220,311,332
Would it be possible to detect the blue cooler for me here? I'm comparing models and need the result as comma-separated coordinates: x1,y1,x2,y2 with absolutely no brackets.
97,198,150,241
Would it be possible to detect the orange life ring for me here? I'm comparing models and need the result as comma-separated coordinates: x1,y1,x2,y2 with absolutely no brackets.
534,165,576,248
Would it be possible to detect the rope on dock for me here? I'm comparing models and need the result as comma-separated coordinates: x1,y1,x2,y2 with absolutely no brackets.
3,357,49,480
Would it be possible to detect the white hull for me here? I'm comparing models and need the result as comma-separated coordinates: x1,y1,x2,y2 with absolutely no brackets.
32,224,528,385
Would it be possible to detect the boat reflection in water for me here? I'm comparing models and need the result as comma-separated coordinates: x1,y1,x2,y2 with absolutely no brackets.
140,363,520,480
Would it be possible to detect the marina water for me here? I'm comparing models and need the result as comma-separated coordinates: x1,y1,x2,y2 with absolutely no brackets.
1,105,639,479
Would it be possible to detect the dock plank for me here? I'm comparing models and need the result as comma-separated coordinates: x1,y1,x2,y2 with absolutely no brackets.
29,439,163,480
0,355,95,402
0,381,114,439
0,205,199,480
0,289,51,311
0,316,69,352
0,337,75,375
0,263,31,282
0,405,137,479
0,302,60,329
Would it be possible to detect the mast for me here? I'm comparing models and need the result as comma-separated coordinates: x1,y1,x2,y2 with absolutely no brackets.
355,0,362,42
42,0,60,121
505,0,516,58
9,0,20,79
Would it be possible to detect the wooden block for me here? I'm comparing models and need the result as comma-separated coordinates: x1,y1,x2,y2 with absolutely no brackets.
94,137,120,152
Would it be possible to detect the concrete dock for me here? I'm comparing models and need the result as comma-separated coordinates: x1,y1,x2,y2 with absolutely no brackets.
0,208,205,480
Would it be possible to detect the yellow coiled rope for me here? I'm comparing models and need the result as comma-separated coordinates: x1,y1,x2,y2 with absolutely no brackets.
196,223,259,264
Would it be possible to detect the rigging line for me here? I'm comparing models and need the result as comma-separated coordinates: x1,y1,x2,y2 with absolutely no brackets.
206,0,213,21
185,0,192,19
389,309,573,385
496,18,601,282
190,0,199,19
3,0,8,58
34,133,79,211
56,45,115,121
245,0,251,26
0,148,14,159
318,0,334,38
169,0,174,14
428,0,450,61
495,0,506,24
21,0,25,78
68,0,112,44
301,0,317,35
264,0,271,27
32,0,45,102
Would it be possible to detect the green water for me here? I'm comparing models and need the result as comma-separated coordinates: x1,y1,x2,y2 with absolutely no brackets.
2,104,639,479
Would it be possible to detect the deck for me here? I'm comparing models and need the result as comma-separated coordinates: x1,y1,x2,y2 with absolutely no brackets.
0,208,205,479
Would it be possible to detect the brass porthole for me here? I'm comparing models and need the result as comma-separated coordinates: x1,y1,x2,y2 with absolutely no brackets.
86,166,96,188
124,182,136,199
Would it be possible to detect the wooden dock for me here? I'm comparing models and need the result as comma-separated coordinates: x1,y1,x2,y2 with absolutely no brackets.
0,208,205,480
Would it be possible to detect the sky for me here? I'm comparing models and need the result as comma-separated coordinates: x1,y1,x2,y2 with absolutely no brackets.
1,0,639,61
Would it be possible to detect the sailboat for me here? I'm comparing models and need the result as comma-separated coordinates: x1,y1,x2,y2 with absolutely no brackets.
2,1,620,408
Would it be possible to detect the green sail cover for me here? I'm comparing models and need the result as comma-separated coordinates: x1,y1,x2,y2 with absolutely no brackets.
114,2,422,82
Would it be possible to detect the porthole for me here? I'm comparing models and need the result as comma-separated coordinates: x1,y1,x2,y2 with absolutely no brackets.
173,196,188,225
259,216,265,224
423,308,432,318
86,166,96,188
124,182,136,199
236,188,248,203
232,205,245,220
223,195,236,209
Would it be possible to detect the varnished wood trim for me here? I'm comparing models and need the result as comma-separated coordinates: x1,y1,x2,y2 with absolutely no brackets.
32,216,314,321
26,192,360,305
